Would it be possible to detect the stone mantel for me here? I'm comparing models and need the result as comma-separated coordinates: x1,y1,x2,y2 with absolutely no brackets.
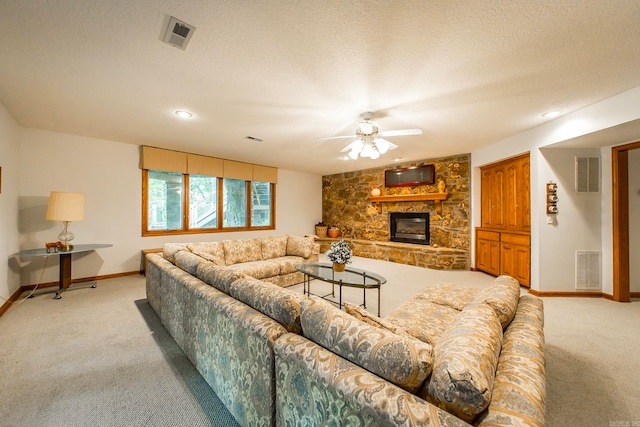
368,192,448,214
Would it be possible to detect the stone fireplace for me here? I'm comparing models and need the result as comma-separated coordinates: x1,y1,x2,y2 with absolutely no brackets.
320,153,471,270
389,212,430,245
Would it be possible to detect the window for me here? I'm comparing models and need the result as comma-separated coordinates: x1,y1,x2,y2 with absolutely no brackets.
251,181,271,226
147,170,183,231
142,171,275,236
189,175,217,229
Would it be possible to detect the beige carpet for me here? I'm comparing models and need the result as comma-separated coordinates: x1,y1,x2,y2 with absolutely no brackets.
1,255,639,426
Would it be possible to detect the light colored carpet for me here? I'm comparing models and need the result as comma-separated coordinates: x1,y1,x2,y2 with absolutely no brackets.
0,276,239,427
1,255,639,426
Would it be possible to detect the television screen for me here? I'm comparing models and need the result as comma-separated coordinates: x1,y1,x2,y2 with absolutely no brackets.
385,164,435,187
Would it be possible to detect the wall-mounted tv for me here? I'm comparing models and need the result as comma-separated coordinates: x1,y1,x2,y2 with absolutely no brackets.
385,164,435,187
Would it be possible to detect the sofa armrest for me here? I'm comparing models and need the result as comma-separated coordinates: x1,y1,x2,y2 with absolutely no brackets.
274,333,471,427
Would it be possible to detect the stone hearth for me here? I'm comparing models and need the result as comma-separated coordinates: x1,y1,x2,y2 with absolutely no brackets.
317,238,468,270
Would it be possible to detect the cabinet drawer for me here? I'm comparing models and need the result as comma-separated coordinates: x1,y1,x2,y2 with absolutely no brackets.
501,233,530,246
477,230,500,242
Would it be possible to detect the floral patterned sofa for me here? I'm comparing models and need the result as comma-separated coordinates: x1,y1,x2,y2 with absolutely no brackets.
146,235,545,427
274,276,546,426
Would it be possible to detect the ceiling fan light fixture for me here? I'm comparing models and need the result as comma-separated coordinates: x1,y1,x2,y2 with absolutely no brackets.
375,138,390,154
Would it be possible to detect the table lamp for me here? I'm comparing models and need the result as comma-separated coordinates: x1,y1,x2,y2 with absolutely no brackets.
46,191,85,251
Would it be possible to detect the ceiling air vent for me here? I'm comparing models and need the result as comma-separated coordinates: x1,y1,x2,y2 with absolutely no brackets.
162,16,195,50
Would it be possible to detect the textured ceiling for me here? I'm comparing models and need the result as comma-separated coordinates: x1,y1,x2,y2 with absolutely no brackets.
1,0,640,175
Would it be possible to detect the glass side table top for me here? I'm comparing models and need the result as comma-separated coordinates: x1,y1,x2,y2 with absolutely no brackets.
17,244,113,257
296,262,386,288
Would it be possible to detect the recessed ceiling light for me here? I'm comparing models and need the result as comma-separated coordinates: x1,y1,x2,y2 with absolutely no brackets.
175,110,193,119
542,111,560,118
393,157,403,162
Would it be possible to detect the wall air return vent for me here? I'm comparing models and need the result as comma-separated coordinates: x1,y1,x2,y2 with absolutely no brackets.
575,251,601,290
575,156,600,193
162,16,195,50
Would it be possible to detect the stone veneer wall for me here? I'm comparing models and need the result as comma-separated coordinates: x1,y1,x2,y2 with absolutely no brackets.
321,154,470,269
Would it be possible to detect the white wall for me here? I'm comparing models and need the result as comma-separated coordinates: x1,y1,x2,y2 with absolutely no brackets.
629,148,640,293
471,86,640,292
0,103,21,300
538,148,602,292
17,128,322,286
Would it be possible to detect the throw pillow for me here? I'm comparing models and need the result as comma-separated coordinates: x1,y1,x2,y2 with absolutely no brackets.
343,301,404,334
187,242,226,266
423,302,503,423
472,275,521,329
301,296,433,393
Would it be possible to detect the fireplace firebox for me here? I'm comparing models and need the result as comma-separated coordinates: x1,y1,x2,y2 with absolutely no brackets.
389,212,430,245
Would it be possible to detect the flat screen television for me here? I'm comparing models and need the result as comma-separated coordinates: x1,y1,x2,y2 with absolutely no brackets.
385,164,435,187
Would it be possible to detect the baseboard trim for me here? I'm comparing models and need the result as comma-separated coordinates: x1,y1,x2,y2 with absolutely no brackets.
630,292,640,299
0,286,28,318
528,289,605,298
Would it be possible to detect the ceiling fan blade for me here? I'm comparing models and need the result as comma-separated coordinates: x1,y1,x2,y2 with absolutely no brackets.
340,139,363,152
378,128,423,137
317,134,357,141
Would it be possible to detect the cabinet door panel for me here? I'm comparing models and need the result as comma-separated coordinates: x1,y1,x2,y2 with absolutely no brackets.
477,238,500,276
505,162,518,230
492,166,505,229
481,168,493,228
520,157,531,231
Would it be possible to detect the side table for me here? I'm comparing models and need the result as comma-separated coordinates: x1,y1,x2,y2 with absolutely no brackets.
17,244,113,299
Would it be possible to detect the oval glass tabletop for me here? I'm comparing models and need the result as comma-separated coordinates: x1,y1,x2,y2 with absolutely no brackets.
296,262,386,288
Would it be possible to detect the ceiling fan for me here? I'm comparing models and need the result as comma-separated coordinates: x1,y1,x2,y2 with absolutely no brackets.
320,111,422,160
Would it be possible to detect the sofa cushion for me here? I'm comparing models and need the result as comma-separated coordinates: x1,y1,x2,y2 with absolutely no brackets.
276,256,307,275
223,239,263,266
413,283,479,311
195,262,246,294
187,242,226,267
301,296,433,393
261,235,288,259
343,302,404,334
286,235,314,259
227,275,305,334
385,299,460,347
473,275,521,329
423,302,503,423
162,243,190,264
226,260,281,280
174,250,208,276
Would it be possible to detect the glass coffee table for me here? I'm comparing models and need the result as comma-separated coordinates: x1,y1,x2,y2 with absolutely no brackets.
296,262,386,316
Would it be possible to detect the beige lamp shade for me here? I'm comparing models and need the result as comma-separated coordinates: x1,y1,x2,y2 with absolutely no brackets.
46,192,85,222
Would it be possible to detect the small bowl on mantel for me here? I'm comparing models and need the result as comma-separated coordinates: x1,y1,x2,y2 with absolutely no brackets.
328,227,340,238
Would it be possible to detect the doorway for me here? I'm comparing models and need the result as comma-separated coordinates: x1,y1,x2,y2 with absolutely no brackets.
612,140,640,302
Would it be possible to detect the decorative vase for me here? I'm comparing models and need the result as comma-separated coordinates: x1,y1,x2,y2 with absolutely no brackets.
315,225,328,238
333,262,346,272
328,227,339,238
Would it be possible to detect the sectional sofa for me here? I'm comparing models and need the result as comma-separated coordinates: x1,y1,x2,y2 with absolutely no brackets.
145,235,545,426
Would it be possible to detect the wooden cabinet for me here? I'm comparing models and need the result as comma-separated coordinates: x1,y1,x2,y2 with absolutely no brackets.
476,230,500,276
500,233,530,286
477,154,531,286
